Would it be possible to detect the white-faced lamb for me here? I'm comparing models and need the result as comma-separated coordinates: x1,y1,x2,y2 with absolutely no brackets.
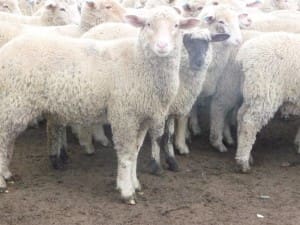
0,6,199,204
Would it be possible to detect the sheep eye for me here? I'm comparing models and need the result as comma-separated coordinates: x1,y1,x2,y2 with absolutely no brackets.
218,20,225,24
3,5,8,8
183,4,191,11
105,5,112,9
175,24,179,28
147,23,151,27
60,8,66,11
213,2,219,5
198,6,203,10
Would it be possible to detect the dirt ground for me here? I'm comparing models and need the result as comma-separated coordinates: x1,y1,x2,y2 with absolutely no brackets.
0,114,299,225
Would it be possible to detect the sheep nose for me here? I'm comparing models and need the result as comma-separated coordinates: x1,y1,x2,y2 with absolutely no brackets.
156,41,168,49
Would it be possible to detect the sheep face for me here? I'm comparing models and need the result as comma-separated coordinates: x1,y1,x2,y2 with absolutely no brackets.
271,0,297,10
181,0,206,17
82,0,126,25
42,0,80,25
201,5,243,46
183,30,229,71
126,7,199,57
0,0,20,14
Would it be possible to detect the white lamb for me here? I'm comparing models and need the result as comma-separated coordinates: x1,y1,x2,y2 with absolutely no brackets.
0,0,80,26
188,4,246,140
0,0,21,14
79,5,242,172
160,5,245,157
235,32,300,172
44,0,127,37
0,6,198,204
209,30,264,153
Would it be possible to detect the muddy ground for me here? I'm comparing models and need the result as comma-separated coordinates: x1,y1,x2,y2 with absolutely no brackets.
0,114,299,225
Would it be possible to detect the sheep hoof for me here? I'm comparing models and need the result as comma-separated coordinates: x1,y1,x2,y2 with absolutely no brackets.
166,156,179,172
60,147,69,164
236,159,251,173
136,191,144,196
176,145,190,155
6,175,17,184
123,196,137,205
212,142,228,153
190,125,201,137
84,151,95,156
149,159,163,176
100,139,113,148
0,188,8,193
49,155,66,170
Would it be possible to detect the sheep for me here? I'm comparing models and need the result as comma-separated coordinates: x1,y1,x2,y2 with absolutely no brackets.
209,30,264,153
0,6,199,203
19,0,39,15
0,0,127,52
149,30,230,173
166,5,245,157
44,0,127,37
0,0,80,26
0,0,21,14
79,5,242,172
260,0,298,11
188,4,246,139
82,26,230,172
234,32,300,172
181,0,207,17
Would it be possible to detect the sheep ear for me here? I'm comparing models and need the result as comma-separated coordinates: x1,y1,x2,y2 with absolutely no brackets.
245,0,263,8
238,13,252,27
45,0,57,10
173,6,182,14
179,18,199,29
125,15,146,28
86,0,96,9
210,33,230,42
182,3,191,12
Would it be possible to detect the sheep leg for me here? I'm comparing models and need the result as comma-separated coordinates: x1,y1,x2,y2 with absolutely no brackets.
149,118,178,174
131,127,148,192
47,119,69,170
163,118,179,172
0,97,38,192
189,104,201,136
112,120,141,204
209,99,231,152
175,115,190,155
223,120,234,146
71,124,95,155
295,127,300,154
92,124,112,147
236,102,278,172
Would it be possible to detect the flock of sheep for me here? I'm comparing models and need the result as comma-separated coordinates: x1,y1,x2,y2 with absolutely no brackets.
0,0,299,205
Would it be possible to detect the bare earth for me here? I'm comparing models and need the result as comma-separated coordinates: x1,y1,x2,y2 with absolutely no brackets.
0,115,299,225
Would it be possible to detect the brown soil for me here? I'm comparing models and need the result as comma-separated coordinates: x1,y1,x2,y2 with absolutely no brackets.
1,116,299,225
